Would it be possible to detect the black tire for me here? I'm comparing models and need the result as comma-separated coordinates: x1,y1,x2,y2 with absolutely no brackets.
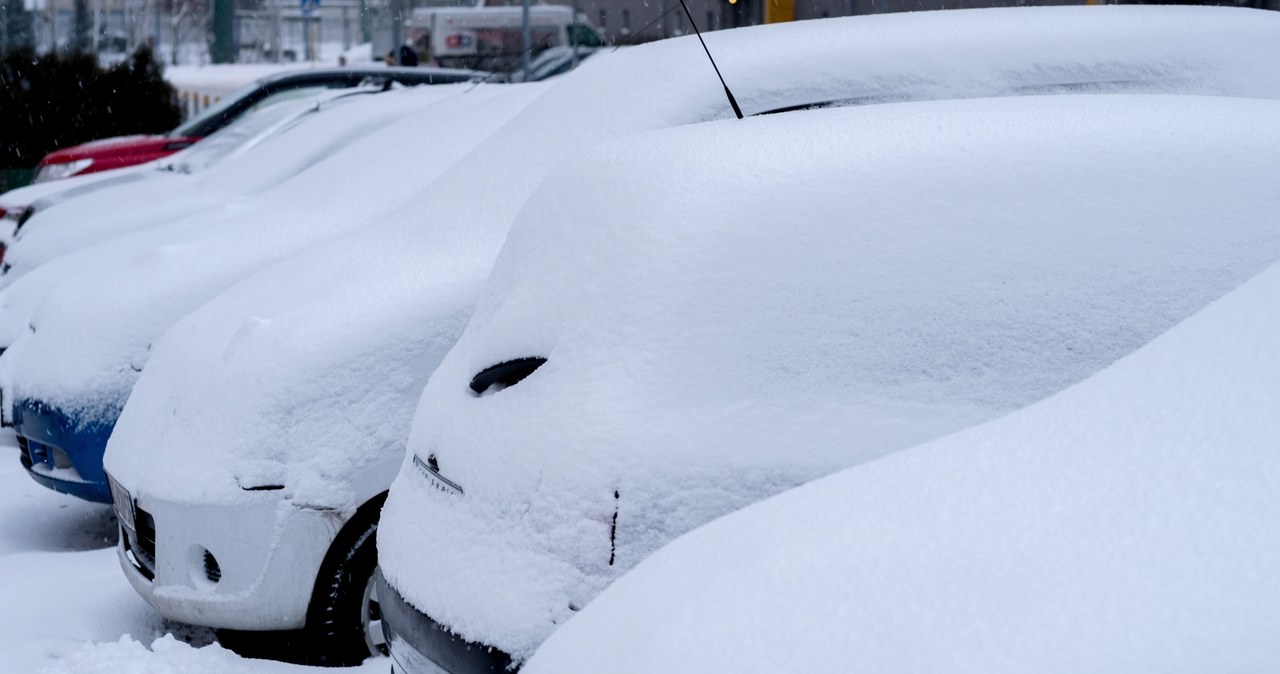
214,626,310,663
215,493,388,667
303,494,388,666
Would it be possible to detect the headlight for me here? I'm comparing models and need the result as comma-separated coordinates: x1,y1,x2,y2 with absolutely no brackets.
34,158,94,183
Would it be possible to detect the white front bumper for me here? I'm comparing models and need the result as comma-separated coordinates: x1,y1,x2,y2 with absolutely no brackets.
116,490,348,631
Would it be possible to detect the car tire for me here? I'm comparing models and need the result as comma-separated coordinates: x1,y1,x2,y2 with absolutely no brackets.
304,494,388,666
214,493,388,666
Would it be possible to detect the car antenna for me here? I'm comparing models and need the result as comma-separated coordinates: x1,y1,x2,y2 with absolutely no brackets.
677,0,743,119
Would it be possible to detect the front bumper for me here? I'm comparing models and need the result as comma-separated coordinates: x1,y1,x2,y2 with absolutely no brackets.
13,398,116,502
112,479,347,631
378,571,514,674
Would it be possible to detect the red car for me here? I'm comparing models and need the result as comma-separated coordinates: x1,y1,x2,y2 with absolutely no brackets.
32,67,482,183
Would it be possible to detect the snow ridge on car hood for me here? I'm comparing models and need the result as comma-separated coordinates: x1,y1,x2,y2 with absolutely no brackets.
377,92,1280,662
523,236,1280,674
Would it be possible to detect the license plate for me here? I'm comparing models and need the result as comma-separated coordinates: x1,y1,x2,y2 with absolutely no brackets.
107,474,136,531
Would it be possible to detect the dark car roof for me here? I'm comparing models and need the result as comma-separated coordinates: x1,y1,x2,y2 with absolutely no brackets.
172,66,485,139
255,66,483,87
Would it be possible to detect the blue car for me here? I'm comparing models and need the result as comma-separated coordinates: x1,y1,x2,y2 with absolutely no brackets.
13,398,116,502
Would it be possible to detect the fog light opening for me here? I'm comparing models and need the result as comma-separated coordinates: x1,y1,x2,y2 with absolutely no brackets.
202,549,222,584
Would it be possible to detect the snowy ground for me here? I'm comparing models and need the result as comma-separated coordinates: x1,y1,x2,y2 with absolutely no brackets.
0,429,388,674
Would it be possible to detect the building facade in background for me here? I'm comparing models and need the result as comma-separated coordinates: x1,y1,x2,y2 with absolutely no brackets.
5,0,1279,65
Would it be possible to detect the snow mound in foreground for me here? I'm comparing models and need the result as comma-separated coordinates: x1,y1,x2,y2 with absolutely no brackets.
41,635,387,674
525,251,1280,674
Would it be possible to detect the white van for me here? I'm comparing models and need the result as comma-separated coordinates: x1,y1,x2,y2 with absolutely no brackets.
407,5,606,71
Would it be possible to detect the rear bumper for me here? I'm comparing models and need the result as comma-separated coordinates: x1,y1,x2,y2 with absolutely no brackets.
378,571,514,674
13,398,115,502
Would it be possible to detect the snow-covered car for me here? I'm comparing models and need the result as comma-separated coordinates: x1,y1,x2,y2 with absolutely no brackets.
0,82,436,288
521,247,1280,674
0,103,293,270
90,4,1280,670
510,46,602,83
0,85,458,372
373,14,1280,673
92,83,551,666
31,66,482,183
0,86,360,260
2,82,537,503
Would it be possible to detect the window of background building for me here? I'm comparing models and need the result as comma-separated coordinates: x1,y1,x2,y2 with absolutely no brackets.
622,9,631,32
707,10,716,30
674,10,683,33
599,9,607,27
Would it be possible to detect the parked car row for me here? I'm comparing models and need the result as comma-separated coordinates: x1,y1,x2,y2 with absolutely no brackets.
29,67,484,185
3,5,1280,673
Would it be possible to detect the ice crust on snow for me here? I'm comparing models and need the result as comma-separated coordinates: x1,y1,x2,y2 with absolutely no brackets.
377,89,1280,662
1,83,517,426
524,255,1280,674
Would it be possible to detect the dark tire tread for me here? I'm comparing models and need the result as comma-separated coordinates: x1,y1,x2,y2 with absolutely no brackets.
215,493,388,667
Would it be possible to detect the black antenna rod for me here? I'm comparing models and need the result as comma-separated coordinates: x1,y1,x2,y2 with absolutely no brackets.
677,0,743,119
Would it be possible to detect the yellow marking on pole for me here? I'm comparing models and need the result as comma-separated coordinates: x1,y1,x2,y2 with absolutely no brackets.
765,0,795,23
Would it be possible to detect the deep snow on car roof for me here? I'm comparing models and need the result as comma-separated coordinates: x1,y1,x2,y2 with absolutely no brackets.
522,248,1280,674
377,90,1280,662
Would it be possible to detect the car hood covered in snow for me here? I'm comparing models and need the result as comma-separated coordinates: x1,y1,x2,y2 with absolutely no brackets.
97,3,1280,511
102,82,552,508
377,88,1280,663
0,83,530,426
523,248,1280,674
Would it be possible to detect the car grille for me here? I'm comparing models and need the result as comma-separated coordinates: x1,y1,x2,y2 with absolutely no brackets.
17,434,73,470
16,435,35,468
122,506,158,581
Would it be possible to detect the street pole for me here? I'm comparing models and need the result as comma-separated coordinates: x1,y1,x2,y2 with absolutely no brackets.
390,0,403,58
520,0,530,80
342,4,350,51
211,0,234,62
273,0,282,62
570,0,578,68
153,0,161,52
93,0,100,52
